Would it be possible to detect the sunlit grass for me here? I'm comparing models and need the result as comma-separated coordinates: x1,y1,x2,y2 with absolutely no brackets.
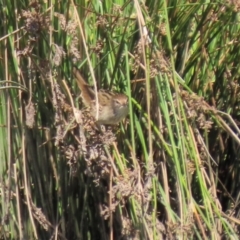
1,0,240,239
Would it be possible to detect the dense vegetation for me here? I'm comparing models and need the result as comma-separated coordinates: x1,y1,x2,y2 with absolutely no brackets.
1,0,240,239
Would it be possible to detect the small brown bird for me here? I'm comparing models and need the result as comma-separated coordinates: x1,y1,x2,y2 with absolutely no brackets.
73,67,129,125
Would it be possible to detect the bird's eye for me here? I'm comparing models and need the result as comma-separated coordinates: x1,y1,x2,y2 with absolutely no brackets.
114,99,121,105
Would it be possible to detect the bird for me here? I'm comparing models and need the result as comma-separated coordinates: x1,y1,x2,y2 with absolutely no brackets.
73,67,129,125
